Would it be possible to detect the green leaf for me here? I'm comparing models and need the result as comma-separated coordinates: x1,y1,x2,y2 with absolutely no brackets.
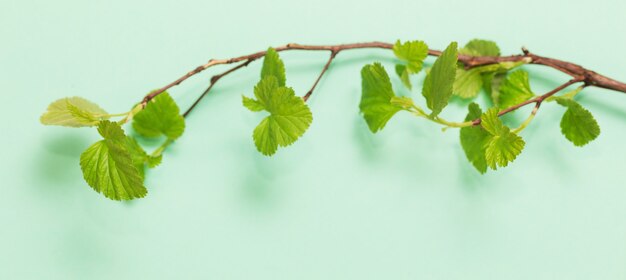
252,75,279,109
480,108,525,170
556,99,600,147
359,63,403,132
242,95,265,112
132,92,185,140
244,76,312,156
80,121,147,200
453,68,483,98
261,47,286,87
249,85,313,156
482,72,506,105
124,136,161,179
484,131,525,169
422,42,458,117
453,63,515,99
498,70,535,109
147,155,163,168
459,103,489,173
395,64,412,90
392,40,429,74
480,107,507,136
40,97,108,127
459,39,500,57
125,136,148,178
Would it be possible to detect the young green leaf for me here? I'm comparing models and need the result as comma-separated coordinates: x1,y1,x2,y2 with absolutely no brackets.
125,136,161,178
453,63,513,99
498,70,535,109
132,92,185,140
395,64,412,90
422,42,458,117
261,47,286,87
393,40,429,75
459,103,489,173
484,131,526,169
453,68,483,99
80,121,147,200
480,107,507,136
244,76,313,156
40,97,108,127
250,76,279,110
482,72,506,105
147,154,163,168
459,39,500,57
359,63,403,132
242,96,265,112
480,108,525,169
125,136,149,178
556,99,600,146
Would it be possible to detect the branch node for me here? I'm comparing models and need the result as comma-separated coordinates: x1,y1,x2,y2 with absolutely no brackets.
522,46,530,55
303,91,313,102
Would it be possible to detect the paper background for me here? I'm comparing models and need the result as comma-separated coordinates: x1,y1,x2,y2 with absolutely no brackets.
2,0,626,278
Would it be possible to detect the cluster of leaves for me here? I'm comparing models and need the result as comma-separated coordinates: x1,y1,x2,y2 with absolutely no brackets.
359,39,601,173
242,48,313,156
238,39,601,173
41,93,185,200
41,38,604,201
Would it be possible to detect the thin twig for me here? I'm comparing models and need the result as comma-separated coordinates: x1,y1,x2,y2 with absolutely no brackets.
303,50,338,102
182,59,254,117
471,78,584,126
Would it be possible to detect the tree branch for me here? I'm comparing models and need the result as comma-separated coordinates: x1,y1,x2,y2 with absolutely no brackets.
140,41,626,123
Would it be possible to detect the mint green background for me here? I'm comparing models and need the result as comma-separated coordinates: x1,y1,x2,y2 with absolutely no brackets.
2,0,626,279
